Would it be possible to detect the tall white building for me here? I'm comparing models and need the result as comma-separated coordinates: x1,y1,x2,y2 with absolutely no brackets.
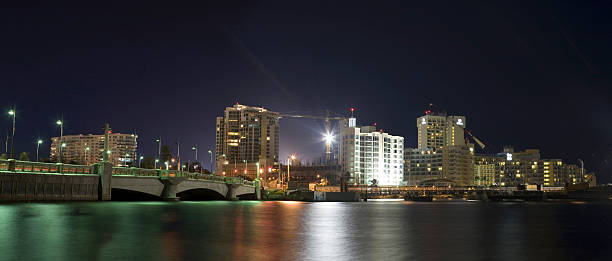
340,120,404,186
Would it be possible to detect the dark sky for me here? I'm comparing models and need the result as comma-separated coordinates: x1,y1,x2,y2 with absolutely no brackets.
2,1,611,181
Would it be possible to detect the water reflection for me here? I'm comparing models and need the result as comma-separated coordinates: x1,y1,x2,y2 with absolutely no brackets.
0,201,610,261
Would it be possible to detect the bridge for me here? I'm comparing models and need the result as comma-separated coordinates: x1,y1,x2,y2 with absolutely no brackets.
0,159,258,201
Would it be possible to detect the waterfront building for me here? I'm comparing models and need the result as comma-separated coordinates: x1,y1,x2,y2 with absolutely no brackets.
215,103,279,180
473,155,498,186
403,148,442,185
417,112,466,150
50,133,137,167
340,124,404,186
441,144,474,186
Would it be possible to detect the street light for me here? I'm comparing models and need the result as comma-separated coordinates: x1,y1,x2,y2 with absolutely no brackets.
85,147,90,165
36,139,43,162
155,137,161,169
286,154,296,189
192,146,198,162
56,119,63,163
8,109,15,159
208,150,213,173
139,156,144,168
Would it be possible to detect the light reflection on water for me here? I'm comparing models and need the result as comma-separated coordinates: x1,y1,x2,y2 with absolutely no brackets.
0,201,610,261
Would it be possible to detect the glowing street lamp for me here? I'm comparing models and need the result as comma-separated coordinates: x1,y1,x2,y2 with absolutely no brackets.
36,139,43,162
85,146,90,165
139,156,144,167
56,119,64,163
8,109,15,159
208,150,213,173
192,146,198,162
155,137,161,169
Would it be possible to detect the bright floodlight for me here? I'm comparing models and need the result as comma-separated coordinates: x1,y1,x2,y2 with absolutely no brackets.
8,110,14,116
56,120,62,125
291,154,296,160
324,133,334,144
37,140,43,144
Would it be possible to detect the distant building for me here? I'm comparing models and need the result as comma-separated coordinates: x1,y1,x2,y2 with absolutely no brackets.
50,133,137,167
403,148,442,185
340,123,404,186
417,112,466,150
215,104,279,180
406,112,472,186
474,147,588,187
441,144,474,186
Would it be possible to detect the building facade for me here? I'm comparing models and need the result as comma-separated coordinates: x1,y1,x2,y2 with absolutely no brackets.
215,104,279,180
417,112,466,150
403,148,442,185
340,124,404,186
50,133,137,167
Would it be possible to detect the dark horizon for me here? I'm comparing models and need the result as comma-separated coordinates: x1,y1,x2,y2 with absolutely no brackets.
2,1,611,181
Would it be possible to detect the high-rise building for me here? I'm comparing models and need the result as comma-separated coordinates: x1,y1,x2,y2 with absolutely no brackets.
408,111,470,186
417,112,466,150
215,104,279,180
339,123,404,186
50,133,137,167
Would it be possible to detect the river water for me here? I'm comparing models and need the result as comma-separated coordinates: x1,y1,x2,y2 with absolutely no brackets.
0,200,610,261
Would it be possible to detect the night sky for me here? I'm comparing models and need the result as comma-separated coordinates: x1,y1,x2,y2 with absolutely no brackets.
2,1,611,181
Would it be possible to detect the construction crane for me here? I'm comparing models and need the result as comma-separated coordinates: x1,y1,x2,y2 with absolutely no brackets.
426,103,486,151
278,109,351,164
463,127,486,150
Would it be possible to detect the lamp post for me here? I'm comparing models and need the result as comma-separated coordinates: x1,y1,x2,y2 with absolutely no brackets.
243,159,247,178
139,156,144,168
36,139,43,162
577,159,584,183
8,109,15,159
176,142,181,172
61,143,66,164
208,150,213,173
56,119,63,163
287,154,296,189
155,138,161,169
192,146,198,162
85,146,90,165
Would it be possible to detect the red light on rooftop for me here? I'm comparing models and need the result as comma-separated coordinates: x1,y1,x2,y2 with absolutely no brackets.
373,122,377,126
425,110,431,114
350,107,354,112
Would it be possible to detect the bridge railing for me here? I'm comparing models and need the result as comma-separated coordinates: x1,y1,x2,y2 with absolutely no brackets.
0,159,95,175
110,166,254,186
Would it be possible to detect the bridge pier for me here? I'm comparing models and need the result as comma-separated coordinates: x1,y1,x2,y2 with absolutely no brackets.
226,184,239,200
97,162,112,201
160,178,185,201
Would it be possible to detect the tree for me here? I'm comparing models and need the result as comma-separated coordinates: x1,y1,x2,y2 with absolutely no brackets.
160,145,173,164
188,161,202,172
0,153,7,159
141,156,155,169
370,179,378,187
19,152,29,161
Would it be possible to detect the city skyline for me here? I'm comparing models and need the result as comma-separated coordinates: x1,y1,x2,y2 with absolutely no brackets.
2,2,611,183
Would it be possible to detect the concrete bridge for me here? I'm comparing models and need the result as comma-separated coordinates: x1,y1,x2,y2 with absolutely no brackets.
0,159,258,201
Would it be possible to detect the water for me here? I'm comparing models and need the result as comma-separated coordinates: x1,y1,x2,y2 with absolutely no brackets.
0,200,610,261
